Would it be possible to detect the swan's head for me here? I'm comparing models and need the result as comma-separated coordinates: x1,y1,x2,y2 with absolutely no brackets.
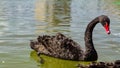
99,15,110,34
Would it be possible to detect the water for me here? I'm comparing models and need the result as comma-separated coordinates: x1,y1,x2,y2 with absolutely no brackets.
0,0,120,68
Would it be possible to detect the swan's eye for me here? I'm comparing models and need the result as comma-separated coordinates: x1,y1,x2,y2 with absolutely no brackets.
104,23,110,34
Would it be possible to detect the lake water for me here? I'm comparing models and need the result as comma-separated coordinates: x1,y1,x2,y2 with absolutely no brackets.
0,0,120,68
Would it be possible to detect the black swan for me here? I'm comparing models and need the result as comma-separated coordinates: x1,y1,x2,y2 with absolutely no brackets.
77,60,120,68
30,15,110,61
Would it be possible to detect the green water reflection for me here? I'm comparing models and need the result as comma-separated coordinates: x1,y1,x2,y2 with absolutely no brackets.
114,0,120,5
30,51,90,68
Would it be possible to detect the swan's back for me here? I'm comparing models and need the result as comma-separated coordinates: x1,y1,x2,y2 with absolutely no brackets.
30,33,84,60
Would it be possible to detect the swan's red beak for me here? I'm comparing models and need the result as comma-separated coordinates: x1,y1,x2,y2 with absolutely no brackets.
104,23,110,34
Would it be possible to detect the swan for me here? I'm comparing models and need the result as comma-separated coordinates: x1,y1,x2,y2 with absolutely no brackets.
77,60,120,68
30,15,110,61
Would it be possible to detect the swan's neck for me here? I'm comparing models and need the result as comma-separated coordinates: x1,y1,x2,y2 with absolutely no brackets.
84,17,99,61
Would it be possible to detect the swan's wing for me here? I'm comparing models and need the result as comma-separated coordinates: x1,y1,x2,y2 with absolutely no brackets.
30,33,84,60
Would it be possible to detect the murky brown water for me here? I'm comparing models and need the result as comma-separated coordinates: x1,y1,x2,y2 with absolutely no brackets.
0,0,120,68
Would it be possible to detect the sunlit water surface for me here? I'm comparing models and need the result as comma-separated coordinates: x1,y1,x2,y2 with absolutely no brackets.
0,0,120,68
